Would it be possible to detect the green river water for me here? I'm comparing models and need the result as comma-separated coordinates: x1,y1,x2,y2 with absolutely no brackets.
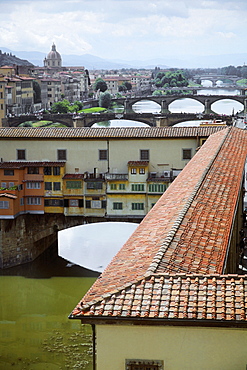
0,245,98,370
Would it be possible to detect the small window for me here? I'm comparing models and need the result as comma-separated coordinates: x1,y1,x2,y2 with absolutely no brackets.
26,182,41,189
70,199,79,207
182,148,192,160
132,203,144,210
66,181,82,189
26,197,41,205
87,182,102,190
1,182,7,188
131,184,145,191
126,359,163,370
20,198,24,206
131,168,137,174
113,202,123,210
53,167,60,176
140,149,149,160
110,183,117,190
57,149,67,161
17,149,26,160
119,183,125,190
27,167,39,174
139,168,145,174
53,182,61,191
99,149,108,160
4,170,14,176
0,201,9,209
44,199,63,207
44,167,52,175
45,182,52,190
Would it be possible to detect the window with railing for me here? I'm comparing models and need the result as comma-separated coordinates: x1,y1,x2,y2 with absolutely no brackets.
131,203,144,210
131,184,145,192
148,184,167,193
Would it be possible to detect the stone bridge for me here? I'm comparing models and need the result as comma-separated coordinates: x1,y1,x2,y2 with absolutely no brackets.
113,94,247,114
193,74,240,86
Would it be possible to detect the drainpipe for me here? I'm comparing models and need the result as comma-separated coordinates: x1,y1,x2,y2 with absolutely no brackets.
107,140,110,173
92,324,96,370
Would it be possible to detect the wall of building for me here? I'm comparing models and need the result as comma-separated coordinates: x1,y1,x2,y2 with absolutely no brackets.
96,324,247,370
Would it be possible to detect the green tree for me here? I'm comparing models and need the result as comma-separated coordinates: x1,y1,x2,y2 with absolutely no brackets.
99,92,111,108
123,81,132,91
94,78,107,92
119,84,127,92
50,99,70,113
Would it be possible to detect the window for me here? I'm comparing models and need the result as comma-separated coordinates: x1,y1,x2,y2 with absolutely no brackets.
86,200,91,208
119,183,126,190
140,149,149,160
0,201,9,209
110,183,117,190
44,167,52,175
44,199,63,207
132,203,144,210
182,148,192,160
87,182,103,190
57,149,67,161
45,182,52,190
113,202,123,210
1,182,7,188
131,168,137,174
20,198,24,206
27,167,39,174
99,149,108,160
53,167,60,176
17,149,26,160
8,182,14,188
126,359,163,370
53,182,61,191
70,199,79,207
131,184,145,191
26,182,41,189
148,184,167,193
26,197,41,205
4,170,14,176
139,168,145,174
66,181,82,189
91,200,101,208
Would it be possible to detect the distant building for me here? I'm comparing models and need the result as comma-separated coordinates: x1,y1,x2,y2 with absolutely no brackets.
43,43,62,71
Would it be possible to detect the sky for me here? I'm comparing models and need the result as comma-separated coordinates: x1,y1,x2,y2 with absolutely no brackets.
0,0,247,62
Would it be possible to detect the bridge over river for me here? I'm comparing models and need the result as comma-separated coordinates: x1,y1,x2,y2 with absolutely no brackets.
2,93,246,128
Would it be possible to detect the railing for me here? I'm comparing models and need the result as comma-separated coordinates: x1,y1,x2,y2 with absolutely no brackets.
105,173,128,180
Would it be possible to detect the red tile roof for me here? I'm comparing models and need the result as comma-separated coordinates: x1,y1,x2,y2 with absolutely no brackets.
63,173,84,179
70,127,247,324
128,161,149,166
0,161,65,169
71,274,247,325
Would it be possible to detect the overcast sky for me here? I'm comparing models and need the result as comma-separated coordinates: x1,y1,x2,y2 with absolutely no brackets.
0,0,246,61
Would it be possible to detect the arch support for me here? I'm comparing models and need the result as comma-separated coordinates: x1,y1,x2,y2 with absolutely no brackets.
204,99,213,114
124,99,135,114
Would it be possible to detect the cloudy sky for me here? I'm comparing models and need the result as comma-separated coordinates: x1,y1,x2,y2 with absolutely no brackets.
0,0,246,61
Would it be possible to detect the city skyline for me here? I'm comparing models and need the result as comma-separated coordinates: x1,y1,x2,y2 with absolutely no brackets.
0,0,247,66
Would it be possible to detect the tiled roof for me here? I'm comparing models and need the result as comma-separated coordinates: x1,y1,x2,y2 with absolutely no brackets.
63,173,84,179
0,161,65,169
128,161,149,166
71,274,247,325
0,126,225,139
70,127,247,324
0,193,17,199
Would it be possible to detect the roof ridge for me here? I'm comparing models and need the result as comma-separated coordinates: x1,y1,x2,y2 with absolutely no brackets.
145,127,231,276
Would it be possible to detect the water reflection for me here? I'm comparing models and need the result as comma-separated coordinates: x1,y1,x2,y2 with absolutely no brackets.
0,243,98,370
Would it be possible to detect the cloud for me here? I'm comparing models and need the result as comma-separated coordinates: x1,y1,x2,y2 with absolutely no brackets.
0,0,246,61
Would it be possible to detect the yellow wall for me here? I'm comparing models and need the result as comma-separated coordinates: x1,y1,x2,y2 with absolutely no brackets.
96,324,247,370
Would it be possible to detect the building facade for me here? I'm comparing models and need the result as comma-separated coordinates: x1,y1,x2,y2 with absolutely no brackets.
0,126,222,221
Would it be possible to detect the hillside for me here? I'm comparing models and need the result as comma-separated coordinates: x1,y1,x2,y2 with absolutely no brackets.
0,50,34,67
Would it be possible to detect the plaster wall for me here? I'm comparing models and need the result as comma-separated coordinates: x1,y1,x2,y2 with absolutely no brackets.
96,324,247,370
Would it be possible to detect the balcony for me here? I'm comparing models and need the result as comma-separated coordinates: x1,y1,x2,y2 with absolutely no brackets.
105,173,128,181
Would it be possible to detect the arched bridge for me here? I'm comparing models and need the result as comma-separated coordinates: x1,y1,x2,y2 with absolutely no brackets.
113,94,247,114
2,112,233,128
193,74,240,86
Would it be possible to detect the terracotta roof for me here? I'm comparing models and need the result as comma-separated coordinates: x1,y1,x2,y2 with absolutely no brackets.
0,193,17,199
128,161,149,166
0,161,65,169
70,127,247,324
63,173,84,179
71,274,247,325
0,126,225,139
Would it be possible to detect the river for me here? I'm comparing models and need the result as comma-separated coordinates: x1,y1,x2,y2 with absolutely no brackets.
0,243,99,370
0,86,245,369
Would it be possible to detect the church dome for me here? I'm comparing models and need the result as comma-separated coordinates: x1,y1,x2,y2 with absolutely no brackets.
47,43,61,60
44,43,62,68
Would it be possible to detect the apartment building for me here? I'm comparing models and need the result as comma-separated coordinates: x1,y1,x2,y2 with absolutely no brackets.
0,126,224,220
40,78,62,109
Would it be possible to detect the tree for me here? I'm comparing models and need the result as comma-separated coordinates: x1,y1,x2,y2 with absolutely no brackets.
50,99,70,113
119,84,127,92
94,78,107,92
99,92,111,108
33,81,41,104
123,81,132,91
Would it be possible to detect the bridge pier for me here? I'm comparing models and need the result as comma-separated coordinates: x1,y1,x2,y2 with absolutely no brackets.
124,99,135,114
160,100,170,114
204,99,214,114
244,99,247,114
